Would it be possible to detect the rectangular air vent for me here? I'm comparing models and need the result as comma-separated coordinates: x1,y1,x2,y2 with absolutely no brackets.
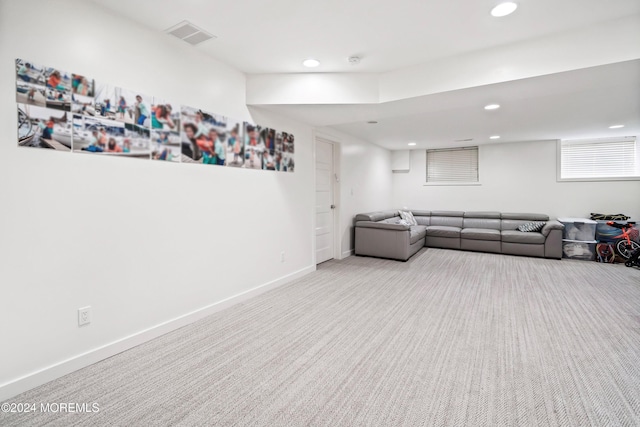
165,21,216,46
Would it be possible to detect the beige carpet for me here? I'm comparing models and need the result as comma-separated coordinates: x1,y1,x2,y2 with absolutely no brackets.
2,249,640,426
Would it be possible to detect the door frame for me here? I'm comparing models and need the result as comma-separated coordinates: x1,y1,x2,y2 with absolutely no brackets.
313,131,342,264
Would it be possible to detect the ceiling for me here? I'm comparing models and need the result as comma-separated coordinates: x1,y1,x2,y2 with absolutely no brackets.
88,0,639,149
254,60,640,149
88,0,640,74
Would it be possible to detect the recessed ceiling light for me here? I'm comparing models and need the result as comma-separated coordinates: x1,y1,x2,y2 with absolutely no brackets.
609,124,625,129
302,59,320,68
490,135,501,139
484,104,500,110
408,142,417,146
367,121,378,124
491,2,518,17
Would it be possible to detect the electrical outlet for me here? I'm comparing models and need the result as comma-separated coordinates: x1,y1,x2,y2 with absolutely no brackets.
280,251,285,263
78,306,91,327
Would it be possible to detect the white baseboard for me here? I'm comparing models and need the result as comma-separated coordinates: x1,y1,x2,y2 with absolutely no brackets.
341,249,354,259
0,265,315,402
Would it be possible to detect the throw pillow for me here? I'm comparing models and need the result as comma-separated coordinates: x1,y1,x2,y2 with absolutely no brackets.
398,210,417,226
398,219,410,226
517,221,546,232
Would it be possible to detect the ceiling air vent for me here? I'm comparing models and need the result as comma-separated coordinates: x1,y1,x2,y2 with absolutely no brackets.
165,21,216,46
455,138,474,142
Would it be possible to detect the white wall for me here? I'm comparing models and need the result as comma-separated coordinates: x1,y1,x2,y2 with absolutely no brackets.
316,129,392,258
0,0,314,400
392,140,640,220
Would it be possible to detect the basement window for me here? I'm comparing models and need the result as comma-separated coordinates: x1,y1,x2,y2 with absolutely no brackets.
425,146,479,185
558,137,640,181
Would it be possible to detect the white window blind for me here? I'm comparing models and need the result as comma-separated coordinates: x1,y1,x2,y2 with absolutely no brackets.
559,137,639,180
426,147,478,183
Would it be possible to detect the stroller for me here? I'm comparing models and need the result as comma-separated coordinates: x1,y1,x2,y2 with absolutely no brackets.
625,245,640,268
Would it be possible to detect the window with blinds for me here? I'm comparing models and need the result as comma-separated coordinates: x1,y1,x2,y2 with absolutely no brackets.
559,137,639,180
426,146,479,183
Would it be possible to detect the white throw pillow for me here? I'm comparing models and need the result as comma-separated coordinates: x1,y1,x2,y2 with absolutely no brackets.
398,210,417,226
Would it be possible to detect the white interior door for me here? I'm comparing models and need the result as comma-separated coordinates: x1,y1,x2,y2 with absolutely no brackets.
315,138,334,264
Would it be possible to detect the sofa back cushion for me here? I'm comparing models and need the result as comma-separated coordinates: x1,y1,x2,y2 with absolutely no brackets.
464,211,501,219
501,213,549,221
463,218,501,230
412,210,431,226
501,213,550,231
415,216,431,226
430,211,464,228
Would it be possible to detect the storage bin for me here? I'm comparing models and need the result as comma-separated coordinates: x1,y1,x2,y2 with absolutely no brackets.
558,218,597,241
562,239,597,261
595,220,639,243
595,221,620,242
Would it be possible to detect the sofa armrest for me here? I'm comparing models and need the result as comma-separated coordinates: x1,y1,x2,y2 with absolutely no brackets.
541,220,563,237
355,224,411,260
355,221,410,231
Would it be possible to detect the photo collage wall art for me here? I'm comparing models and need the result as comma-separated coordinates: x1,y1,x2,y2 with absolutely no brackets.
15,58,295,172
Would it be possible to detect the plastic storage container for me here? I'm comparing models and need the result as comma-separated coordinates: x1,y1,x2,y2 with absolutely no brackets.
558,218,597,241
595,220,639,243
595,221,620,242
562,239,597,261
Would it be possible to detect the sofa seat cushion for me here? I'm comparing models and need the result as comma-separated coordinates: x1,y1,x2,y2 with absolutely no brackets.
501,230,545,244
461,228,501,241
409,225,428,244
426,225,461,238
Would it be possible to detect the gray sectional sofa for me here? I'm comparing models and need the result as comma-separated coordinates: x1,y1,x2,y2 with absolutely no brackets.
354,210,564,261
